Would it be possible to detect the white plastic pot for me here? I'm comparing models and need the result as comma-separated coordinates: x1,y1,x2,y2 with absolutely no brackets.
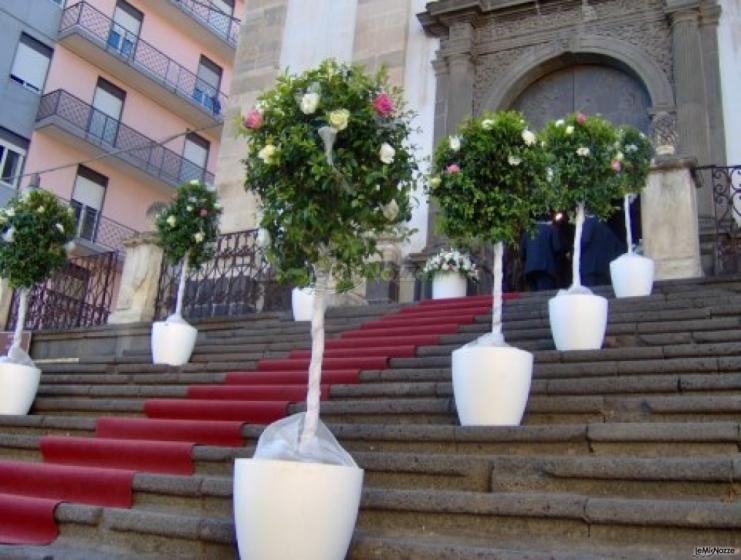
292,288,315,322
548,293,609,351
432,272,467,300
610,253,655,298
0,363,42,415
151,320,198,366
234,458,364,560
452,345,533,426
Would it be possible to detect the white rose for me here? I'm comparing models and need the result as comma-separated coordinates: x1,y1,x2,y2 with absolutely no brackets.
576,147,591,157
429,176,441,188
449,135,461,152
521,129,537,146
329,109,350,131
166,215,177,227
615,151,625,162
194,231,205,243
626,143,638,153
255,100,267,115
214,202,222,210
555,119,565,127
189,179,200,186
508,155,522,166
481,119,494,130
382,199,399,221
546,167,554,182
565,126,575,136
300,92,321,115
37,206,45,213
379,143,396,165
6,208,15,218
55,223,65,234
258,144,277,164
187,205,193,212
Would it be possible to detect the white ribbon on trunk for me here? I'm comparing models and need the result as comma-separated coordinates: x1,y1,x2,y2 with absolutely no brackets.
2,287,34,366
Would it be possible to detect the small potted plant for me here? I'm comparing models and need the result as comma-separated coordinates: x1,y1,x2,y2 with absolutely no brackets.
609,125,654,297
541,113,623,351
151,180,221,366
0,189,75,415
429,111,546,425
422,248,477,299
236,59,416,559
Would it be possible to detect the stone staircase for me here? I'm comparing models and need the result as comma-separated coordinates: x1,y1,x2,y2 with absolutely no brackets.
0,278,740,559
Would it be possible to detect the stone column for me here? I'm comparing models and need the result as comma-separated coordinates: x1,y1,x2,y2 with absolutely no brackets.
107,233,165,325
668,7,713,216
443,21,475,132
698,2,727,165
641,156,703,280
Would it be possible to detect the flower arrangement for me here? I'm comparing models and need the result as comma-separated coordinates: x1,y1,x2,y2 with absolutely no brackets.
540,112,623,290
422,249,478,281
428,111,547,345
0,189,76,359
240,59,417,452
615,125,653,253
156,180,222,317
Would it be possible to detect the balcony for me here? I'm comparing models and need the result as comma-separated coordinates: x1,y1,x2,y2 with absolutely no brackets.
36,89,215,192
146,0,241,59
58,1,228,137
66,198,137,255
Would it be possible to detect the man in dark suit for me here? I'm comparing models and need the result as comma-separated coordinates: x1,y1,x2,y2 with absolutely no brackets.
580,215,626,287
521,219,562,291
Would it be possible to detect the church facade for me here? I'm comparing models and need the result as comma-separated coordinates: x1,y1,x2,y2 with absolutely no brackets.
216,0,739,266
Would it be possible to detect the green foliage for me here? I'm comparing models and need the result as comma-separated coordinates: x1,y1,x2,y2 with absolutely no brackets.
616,125,653,196
428,111,547,248
155,181,222,269
540,113,623,219
239,59,417,290
0,189,76,289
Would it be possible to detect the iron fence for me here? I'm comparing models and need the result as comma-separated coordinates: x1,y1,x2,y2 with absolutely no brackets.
7,252,119,331
60,1,227,118
169,0,241,47
154,230,291,320
693,164,741,275
37,90,214,188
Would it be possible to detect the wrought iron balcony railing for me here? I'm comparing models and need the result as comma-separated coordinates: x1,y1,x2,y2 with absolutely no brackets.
60,1,227,119
169,0,241,47
37,89,215,188
67,199,138,254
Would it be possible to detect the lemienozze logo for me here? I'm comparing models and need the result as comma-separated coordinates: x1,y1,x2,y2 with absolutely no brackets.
693,546,740,557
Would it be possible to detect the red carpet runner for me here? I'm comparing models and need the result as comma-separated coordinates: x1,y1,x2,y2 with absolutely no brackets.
0,293,514,545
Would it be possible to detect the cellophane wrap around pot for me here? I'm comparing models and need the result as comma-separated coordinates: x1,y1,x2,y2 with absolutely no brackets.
253,412,357,467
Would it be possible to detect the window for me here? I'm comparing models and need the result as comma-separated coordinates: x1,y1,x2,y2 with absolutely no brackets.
71,166,107,242
107,0,143,58
10,34,53,93
180,133,210,183
0,139,27,189
88,78,126,145
192,56,222,115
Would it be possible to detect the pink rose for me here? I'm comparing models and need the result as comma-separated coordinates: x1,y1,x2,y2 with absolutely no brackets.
576,112,587,125
447,164,460,174
373,93,395,117
244,109,263,129
199,208,208,217
611,160,622,172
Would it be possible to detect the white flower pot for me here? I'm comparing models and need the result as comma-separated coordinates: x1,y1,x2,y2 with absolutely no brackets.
548,294,608,351
151,320,198,366
234,458,364,560
292,288,315,322
432,272,467,300
610,253,655,298
0,362,41,415
452,345,533,426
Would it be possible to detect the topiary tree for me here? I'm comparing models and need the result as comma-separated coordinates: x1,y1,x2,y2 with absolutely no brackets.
428,110,547,345
614,125,653,253
239,59,417,449
155,180,222,318
540,113,623,291
0,189,76,360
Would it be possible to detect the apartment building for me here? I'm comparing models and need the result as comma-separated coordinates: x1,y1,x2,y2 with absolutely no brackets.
18,0,244,254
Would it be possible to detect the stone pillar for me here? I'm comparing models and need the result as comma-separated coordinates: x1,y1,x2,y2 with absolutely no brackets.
668,7,712,216
698,3,727,165
107,233,165,325
443,21,475,132
641,156,703,280
0,279,13,331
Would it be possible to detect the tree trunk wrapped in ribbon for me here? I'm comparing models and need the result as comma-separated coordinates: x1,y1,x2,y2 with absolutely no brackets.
0,189,76,414
428,111,548,425
234,59,418,560
540,113,624,350
151,180,222,366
